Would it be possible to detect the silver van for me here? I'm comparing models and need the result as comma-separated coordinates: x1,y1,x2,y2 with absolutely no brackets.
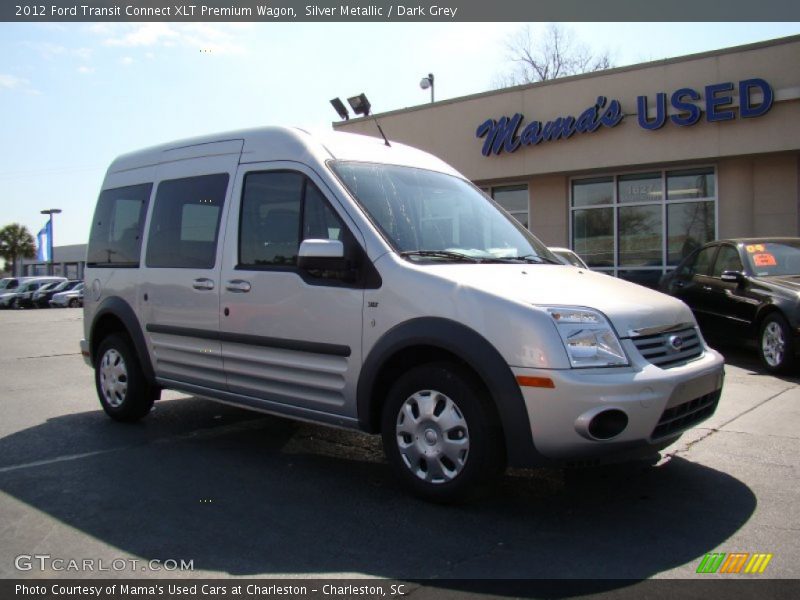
81,127,724,501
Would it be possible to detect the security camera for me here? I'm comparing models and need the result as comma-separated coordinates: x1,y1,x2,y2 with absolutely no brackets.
420,78,431,90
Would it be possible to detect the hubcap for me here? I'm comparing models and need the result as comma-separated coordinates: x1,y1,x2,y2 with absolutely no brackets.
395,390,470,484
99,348,128,408
762,321,785,368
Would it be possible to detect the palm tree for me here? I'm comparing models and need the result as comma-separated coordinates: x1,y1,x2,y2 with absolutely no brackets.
0,223,36,276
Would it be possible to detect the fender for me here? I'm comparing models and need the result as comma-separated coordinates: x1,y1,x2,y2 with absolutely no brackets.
90,296,156,384
357,317,545,468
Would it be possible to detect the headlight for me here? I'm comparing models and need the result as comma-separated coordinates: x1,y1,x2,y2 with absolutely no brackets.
543,306,628,368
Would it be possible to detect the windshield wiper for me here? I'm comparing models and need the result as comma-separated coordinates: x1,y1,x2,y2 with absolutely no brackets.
400,250,482,263
515,254,562,265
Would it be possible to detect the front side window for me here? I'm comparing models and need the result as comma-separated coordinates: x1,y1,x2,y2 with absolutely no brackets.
145,174,228,269
239,172,343,268
331,161,553,263
87,183,152,267
712,245,743,277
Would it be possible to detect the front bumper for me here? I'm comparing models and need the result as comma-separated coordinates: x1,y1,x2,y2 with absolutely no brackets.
513,346,725,463
80,339,92,367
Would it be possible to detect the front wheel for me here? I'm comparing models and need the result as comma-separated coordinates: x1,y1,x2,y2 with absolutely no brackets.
381,363,505,503
68,298,80,308
759,313,796,374
95,333,155,421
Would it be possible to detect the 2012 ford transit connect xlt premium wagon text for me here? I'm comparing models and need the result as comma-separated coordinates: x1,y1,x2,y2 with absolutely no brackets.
81,127,724,501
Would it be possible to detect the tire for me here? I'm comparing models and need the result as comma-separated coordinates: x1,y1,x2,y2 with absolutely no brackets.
12,298,20,309
95,333,155,422
759,313,797,374
68,298,79,308
381,363,505,503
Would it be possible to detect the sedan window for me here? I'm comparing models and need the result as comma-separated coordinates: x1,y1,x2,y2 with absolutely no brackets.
712,245,744,277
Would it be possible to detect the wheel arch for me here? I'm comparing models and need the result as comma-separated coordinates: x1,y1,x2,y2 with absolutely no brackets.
357,317,545,468
89,296,156,385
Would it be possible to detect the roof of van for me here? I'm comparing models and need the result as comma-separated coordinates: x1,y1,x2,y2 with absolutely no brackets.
107,126,461,177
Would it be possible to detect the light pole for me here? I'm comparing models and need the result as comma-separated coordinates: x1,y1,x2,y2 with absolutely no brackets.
420,73,434,103
40,208,61,276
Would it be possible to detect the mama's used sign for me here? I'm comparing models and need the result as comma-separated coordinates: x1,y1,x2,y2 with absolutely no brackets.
476,78,773,157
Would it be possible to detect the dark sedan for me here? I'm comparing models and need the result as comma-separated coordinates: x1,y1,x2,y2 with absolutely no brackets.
660,238,800,374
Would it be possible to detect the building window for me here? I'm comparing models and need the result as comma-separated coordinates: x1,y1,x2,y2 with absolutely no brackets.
488,184,529,228
570,167,716,288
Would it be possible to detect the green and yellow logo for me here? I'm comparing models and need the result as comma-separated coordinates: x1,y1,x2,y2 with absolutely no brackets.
696,552,773,574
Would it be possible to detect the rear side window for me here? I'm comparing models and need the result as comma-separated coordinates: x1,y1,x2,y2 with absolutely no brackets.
145,173,229,269
239,171,343,268
87,183,152,267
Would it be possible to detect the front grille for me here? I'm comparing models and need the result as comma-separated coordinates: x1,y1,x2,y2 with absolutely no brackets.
651,389,721,440
631,326,703,368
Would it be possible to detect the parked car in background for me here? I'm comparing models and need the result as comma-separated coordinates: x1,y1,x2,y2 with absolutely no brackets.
33,279,82,308
0,277,66,309
0,277,23,292
660,238,800,373
549,247,589,269
50,282,85,308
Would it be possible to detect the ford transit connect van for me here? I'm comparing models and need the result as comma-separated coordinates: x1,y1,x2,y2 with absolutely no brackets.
81,127,724,501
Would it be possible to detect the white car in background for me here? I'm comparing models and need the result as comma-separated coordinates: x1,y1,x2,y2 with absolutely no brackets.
50,282,85,308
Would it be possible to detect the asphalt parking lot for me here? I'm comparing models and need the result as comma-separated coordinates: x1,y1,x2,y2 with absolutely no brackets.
1,308,799,583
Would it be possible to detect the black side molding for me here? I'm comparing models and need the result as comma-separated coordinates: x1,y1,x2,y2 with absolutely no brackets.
145,324,351,357
90,296,156,384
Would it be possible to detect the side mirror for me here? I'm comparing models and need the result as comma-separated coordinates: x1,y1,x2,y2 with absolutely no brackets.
721,270,745,284
297,239,347,272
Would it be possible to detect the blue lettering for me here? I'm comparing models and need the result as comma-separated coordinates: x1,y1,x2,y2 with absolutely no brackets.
476,114,523,156
705,82,735,122
637,93,667,130
520,121,542,145
670,88,702,126
599,99,623,128
475,113,522,156
541,117,577,141
739,78,773,118
575,105,599,133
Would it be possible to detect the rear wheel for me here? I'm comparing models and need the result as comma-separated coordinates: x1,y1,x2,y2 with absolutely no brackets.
68,298,79,308
95,333,155,421
759,313,796,374
381,363,505,503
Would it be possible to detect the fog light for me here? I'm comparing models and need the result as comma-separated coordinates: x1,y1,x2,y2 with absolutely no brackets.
587,409,628,440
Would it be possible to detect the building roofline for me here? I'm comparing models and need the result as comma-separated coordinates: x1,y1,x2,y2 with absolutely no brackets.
333,33,800,125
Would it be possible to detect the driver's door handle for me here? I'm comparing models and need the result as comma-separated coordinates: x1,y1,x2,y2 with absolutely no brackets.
192,278,215,291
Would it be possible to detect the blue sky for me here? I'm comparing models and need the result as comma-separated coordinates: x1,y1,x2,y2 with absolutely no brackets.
1,21,799,248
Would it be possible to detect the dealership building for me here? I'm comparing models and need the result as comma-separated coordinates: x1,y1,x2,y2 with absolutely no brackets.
335,35,800,288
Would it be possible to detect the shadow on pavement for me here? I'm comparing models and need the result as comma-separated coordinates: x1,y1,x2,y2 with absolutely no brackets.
0,396,757,592
706,337,800,385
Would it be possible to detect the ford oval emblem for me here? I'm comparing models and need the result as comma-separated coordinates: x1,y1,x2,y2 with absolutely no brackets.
668,335,684,351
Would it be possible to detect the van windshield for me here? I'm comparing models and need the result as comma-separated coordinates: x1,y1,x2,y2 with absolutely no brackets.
331,161,557,264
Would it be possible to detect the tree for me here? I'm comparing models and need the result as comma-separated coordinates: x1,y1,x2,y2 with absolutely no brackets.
0,223,36,276
495,24,613,87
